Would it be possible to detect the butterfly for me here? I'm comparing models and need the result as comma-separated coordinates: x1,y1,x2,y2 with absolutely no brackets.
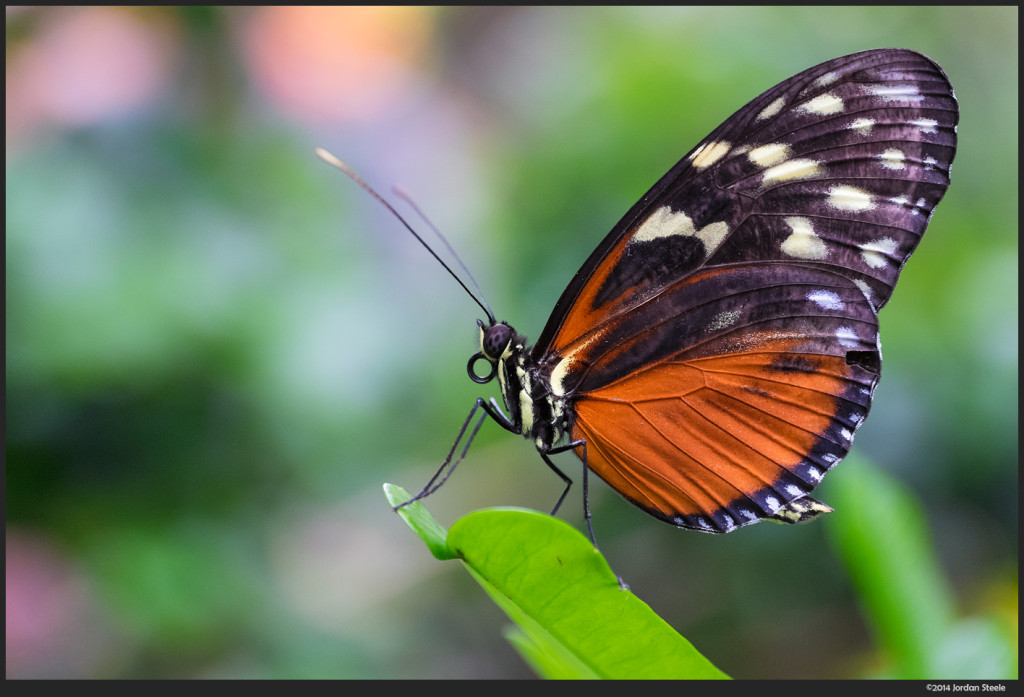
327,48,958,538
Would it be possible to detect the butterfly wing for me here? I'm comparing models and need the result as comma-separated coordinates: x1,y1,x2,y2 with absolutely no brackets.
535,49,958,532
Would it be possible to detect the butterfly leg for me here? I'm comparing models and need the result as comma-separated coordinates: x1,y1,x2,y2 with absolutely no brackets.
545,439,629,589
395,397,510,510
544,439,598,548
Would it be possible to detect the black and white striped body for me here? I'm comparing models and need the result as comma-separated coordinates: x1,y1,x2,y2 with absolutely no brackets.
477,320,569,454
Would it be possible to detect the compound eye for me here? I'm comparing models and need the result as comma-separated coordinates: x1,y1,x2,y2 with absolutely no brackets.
482,323,512,360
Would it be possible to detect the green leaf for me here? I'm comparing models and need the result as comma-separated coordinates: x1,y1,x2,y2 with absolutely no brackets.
385,484,728,679
502,624,599,680
383,483,457,561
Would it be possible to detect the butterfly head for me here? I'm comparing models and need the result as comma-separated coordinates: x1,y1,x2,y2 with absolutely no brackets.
469,319,516,384
479,319,515,361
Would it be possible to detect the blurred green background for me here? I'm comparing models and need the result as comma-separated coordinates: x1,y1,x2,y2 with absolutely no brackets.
6,6,1017,679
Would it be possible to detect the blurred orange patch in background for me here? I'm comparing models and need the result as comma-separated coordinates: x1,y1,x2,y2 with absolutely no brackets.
241,6,434,124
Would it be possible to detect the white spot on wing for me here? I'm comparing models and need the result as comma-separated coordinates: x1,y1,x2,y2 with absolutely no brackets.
912,117,939,134
707,309,741,332
811,71,840,89
632,206,729,255
849,118,875,135
860,237,899,269
865,83,924,102
835,326,860,348
853,279,876,309
780,217,827,260
808,290,844,310
878,148,906,170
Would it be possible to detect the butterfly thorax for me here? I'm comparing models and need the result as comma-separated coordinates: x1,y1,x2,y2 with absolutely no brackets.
474,320,570,453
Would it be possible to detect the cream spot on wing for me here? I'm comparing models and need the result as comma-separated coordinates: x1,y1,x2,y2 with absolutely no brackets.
797,93,844,115
849,117,875,135
688,140,731,170
859,237,899,269
912,117,939,134
756,96,786,121
828,185,875,211
780,216,827,260
878,148,906,170
631,206,729,254
762,158,821,185
747,143,792,167
731,329,808,353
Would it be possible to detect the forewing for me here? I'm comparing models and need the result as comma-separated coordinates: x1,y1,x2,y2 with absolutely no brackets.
535,48,957,360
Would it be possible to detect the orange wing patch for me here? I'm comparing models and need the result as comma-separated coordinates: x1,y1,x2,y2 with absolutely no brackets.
551,231,633,352
571,350,868,532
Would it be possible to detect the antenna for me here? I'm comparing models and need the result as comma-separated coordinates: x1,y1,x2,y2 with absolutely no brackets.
391,185,489,311
315,148,496,325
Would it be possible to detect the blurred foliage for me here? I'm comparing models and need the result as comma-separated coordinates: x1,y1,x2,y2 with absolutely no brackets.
828,457,1017,679
6,6,1017,679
